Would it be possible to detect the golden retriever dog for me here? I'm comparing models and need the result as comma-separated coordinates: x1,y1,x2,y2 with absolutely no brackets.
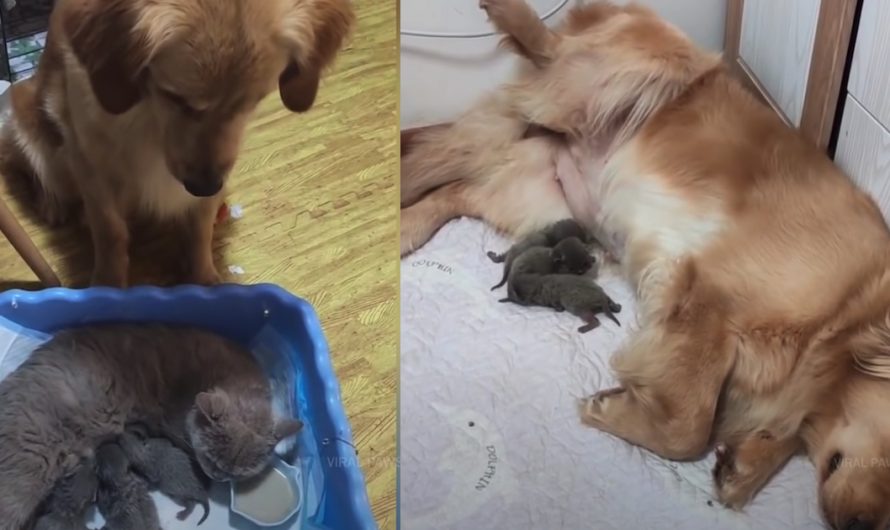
1,0,353,286
401,1,890,528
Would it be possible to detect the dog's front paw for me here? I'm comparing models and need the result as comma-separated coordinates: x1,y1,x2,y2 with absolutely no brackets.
712,444,752,510
190,265,222,286
91,266,128,288
578,387,625,426
713,443,735,484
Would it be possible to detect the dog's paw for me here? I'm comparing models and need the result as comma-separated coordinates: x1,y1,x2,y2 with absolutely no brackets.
90,266,128,288
712,444,751,510
578,387,625,426
713,443,735,483
190,266,222,286
479,0,523,22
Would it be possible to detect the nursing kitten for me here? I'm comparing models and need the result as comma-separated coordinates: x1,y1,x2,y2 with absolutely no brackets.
95,443,160,530
498,237,594,300
501,274,622,332
488,218,591,289
0,325,303,530
33,456,97,530
119,430,211,524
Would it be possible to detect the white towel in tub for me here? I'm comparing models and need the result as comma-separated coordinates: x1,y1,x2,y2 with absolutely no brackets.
400,218,825,530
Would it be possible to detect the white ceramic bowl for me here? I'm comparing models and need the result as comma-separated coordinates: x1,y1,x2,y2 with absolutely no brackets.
230,457,303,528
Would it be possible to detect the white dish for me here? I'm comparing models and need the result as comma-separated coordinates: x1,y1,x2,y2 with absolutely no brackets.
230,457,303,528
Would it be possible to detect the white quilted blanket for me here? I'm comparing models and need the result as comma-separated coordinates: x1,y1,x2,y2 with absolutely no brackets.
400,218,826,530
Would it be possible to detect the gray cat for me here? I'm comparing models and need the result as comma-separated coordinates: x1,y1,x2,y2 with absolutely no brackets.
501,274,622,332
0,324,304,530
498,237,595,301
33,456,98,530
95,443,160,530
119,429,211,524
487,219,591,289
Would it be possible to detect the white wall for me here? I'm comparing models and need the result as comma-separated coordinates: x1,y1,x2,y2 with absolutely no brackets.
401,0,727,128
739,0,820,126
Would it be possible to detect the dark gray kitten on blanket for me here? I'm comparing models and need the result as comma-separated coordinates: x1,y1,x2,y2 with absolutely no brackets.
96,443,160,530
0,324,303,530
119,428,211,524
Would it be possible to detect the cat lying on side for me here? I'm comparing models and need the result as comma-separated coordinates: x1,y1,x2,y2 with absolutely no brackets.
0,324,303,530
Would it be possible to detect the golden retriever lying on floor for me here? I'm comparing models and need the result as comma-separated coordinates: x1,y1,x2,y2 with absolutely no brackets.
1,0,353,286
401,1,890,528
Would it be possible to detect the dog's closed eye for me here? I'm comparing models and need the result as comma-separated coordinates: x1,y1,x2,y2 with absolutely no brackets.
827,451,842,477
158,88,203,118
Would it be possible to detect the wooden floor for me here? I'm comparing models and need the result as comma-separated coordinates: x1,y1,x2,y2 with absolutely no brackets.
0,1,398,528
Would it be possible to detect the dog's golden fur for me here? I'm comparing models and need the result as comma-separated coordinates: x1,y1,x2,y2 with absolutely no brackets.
401,1,890,527
1,0,353,286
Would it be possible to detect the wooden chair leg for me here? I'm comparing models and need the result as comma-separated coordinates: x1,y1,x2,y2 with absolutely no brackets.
0,196,61,287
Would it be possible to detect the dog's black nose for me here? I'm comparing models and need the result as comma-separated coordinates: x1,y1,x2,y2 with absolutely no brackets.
842,517,874,530
182,175,223,197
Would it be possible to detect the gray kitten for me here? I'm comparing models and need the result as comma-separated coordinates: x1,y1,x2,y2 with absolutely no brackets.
95,443,160,530
33,456,98,530
498,237,595,301
119,429,210,524
488,218,591,289
0,325,303,530
501,274,622,332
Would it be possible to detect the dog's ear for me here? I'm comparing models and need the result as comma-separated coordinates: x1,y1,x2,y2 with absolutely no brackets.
60,0,148,115
278,0,354,112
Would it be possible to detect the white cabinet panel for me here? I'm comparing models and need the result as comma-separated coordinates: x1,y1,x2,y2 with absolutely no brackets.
739,0,821,126
835,95,890,220
848,0,890,131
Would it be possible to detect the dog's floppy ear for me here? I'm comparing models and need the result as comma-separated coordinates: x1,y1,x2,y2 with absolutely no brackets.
60,0,148,114
278,0,354,112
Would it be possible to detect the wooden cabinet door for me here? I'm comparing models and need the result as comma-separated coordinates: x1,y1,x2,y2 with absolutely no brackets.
724,0,858,149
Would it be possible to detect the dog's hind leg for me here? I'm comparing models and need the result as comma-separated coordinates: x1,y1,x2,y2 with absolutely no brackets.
579,326,733,459
401,135,572,255
579,270,735,460
480,0,561,67
400,94,527,208
401,182,475,256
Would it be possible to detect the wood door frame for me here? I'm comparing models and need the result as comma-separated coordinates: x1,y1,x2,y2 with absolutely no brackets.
724,0,858,149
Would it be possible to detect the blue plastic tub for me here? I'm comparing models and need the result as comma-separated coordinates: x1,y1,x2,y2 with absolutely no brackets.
0,285,376,530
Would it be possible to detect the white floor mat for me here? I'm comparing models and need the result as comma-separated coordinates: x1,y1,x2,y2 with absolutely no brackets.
400,218,825,530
